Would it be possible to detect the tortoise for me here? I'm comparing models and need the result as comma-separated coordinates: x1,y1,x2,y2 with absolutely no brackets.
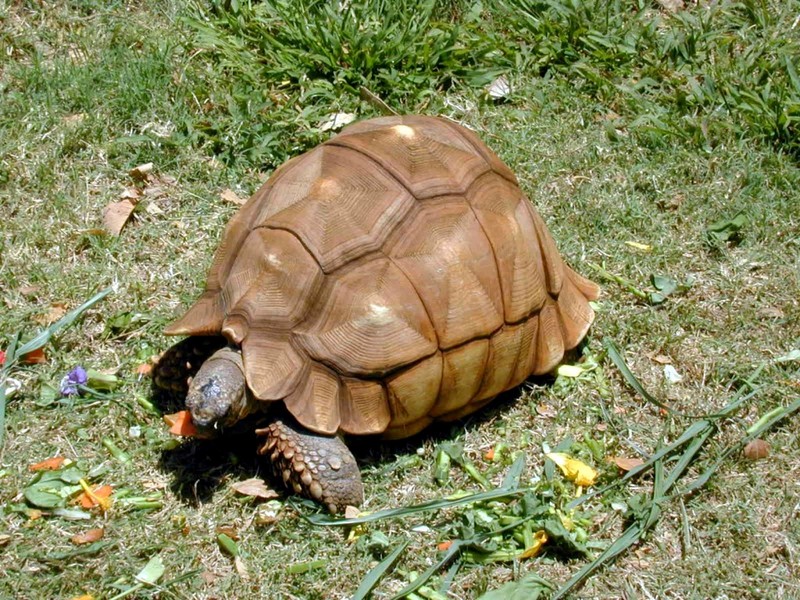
157,115,599,513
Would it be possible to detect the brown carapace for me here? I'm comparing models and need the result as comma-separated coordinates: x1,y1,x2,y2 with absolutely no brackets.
162,115,599,510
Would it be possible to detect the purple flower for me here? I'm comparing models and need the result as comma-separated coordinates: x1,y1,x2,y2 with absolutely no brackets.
60,366,88,396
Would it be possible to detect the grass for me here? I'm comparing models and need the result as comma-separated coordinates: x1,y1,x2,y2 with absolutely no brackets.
1,0,799,598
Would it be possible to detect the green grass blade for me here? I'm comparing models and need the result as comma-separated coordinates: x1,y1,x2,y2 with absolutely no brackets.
351,540,409,600
16,287,113,357
305,486,526,526
389,541,464,600
678,396,800,497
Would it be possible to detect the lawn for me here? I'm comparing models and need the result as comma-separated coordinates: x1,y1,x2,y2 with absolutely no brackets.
1,0,799,598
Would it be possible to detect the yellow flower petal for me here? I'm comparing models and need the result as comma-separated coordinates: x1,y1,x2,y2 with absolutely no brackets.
546,453,598,487
518,530,548,559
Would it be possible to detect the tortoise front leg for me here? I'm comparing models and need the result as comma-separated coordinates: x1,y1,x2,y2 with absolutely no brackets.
256,419,364,513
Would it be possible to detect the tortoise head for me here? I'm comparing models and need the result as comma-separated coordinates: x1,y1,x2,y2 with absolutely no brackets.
186,346,249,430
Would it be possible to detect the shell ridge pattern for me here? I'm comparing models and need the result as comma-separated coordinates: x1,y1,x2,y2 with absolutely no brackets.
458,178,508,320
381,251,441,349
434,117,520,186
255,145,415,273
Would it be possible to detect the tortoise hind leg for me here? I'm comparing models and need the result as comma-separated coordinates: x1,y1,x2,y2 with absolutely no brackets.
256,419,363,513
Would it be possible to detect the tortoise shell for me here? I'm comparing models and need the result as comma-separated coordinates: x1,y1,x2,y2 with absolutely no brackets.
165,115,599,439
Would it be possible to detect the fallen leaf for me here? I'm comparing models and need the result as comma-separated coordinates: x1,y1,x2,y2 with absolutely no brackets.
663,364,683,383
437,540,453,552
62,113,86,126
19,284,40,297
21,347,46,364
610,456,645,471
34,302,68,326
215,526,239,540
143,185,165,198
758,307,785,319
119,188,140,201
71,528,105,545
164,411,197,437
546,453,598,487
29,456,66,471
647,353,672,365
657,0,684,12
102,198,137,235
129,162,154,181
220,188,247,205
235,556,249,580
318,112,356,132
76,481,113,510
536,403,557,418
231,478,279,500
144,201,164,215
486,75,511,100
518,530,548,559
743,439,769,460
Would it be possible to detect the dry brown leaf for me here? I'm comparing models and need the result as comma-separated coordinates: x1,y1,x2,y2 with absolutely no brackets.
234,556,249,580
129,162,154,181
143,185,165,198
119,187,140,201
103,199,137,235
743,439,770,460
34,302,68,326
62,113,86,126
758,307,785,319
536,403,558,418
231,478,279,500
144,202,164,215
71,528,105,545
18,285,39,297
221,188,247,205
647,353,672,365
29,456,66,471
215,526,239,540
610,456,645,471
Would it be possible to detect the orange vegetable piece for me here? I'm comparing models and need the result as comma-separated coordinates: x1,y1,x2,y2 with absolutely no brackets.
164,410,198,437
29,456,66,471
77,483,113,510
21,348,46,364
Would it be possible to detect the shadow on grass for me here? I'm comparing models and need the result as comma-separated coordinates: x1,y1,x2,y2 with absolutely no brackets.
151,335,560,507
